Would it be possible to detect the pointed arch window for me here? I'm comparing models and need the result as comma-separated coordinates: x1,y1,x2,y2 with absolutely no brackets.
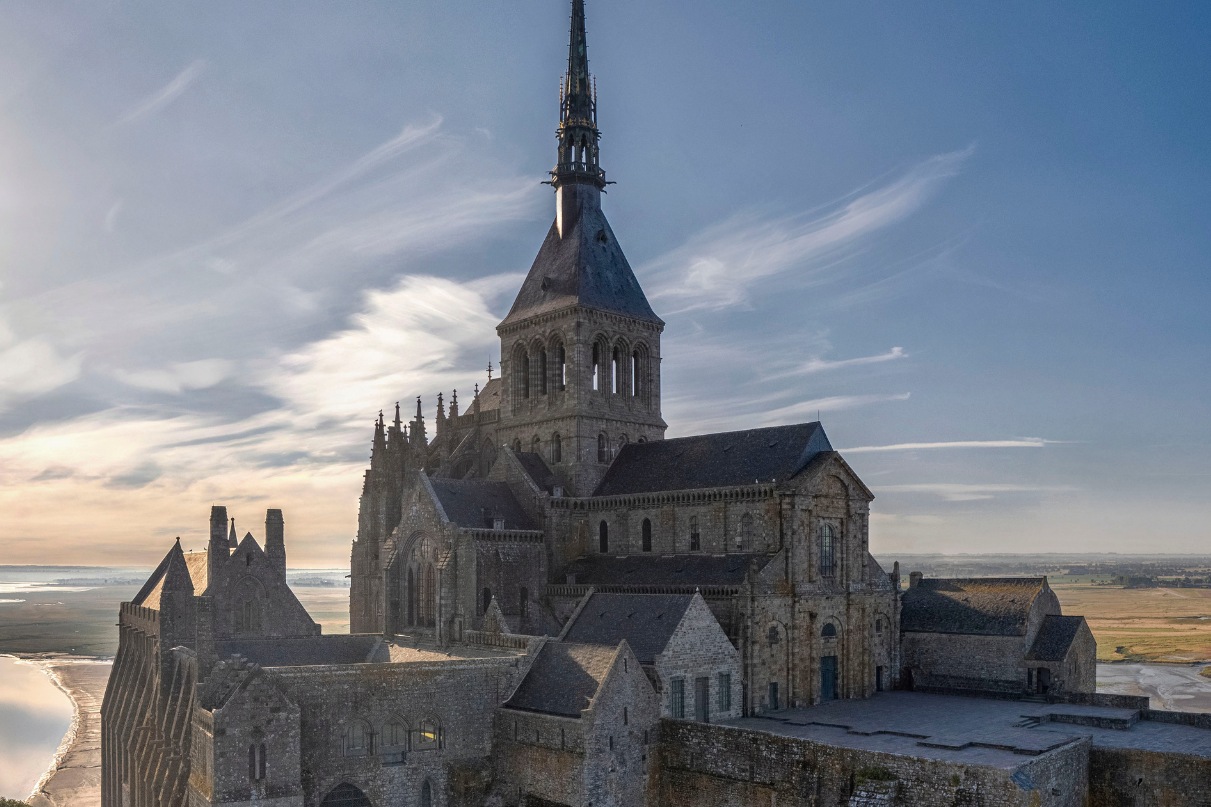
419,564,437,627
383,718,408,750
414,719,440,750
738,512,754,550
597,433,609,463
611,347,622,394
531,434,542,454
537,347,548,395
689,516,701,552
599,520,609,553
512,438,522,453
552,433,562,464
592,343,602,391
642,518,652,552
482,587,492,615
344,719,372,757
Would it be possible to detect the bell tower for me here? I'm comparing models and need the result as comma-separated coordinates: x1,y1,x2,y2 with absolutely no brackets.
496,0,666,496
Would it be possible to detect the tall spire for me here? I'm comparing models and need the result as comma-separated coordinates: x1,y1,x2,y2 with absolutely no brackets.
552,0,605,191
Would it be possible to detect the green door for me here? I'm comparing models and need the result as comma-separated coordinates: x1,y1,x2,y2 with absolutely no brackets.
821,655,838,701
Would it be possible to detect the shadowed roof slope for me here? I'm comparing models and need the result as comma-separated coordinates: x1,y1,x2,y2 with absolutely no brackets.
562,593,693,663
505,641,618,717
218,636,385,667
563,553,771,587
134,546,210,609
427,478,537,531
901,577,1047,636
500,207,661,328
595,423,832,496
1026,615,1088,661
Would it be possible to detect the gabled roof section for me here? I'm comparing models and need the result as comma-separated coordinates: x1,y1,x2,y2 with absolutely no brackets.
217,636,385,667
594,422,832,496
562,592,693,664
513,451,556,492
427,477,538,531
133,543,208,609
499,207,661,328
563,553,770,587
901,577,1048,636
504,641,619,717
1026,615,1088,662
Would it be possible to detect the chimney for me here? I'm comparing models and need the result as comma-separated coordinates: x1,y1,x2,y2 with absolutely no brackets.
265,509,286,576
908,571,923,589
208,505,230,583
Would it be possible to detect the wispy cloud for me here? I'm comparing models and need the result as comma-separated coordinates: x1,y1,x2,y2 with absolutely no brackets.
669,391,911,436
111,59,207,128
875,482,1074,502
113,359,234,394
644,147,973,314
764,346,907,381
0,314,82,414
843,438,1051,453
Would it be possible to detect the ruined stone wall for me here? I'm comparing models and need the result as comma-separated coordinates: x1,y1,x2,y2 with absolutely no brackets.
655,720,1090,807
268,657,522,807
901,632,1026,694
1089,746,1211,807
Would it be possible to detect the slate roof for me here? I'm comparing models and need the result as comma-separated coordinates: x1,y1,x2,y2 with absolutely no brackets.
1026,615,1087,662
217,636,385,667
594,423,833,496
504,641,618,717
133,546,210,609
476,377,502,413
900,577,1047,636
562,593,693,664
428,478,538,531
500,202,661,327
514,452,556,492
562,553,770,587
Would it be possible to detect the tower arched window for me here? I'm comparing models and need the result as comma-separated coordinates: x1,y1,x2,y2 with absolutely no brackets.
482,587,492,615
592,343,602,391
611,347,621,394
738,512,754,550
642,519,652,552
519,348,530,399
632,345,648,401
599,520,609,553
512,438,522,453
552,433,562,464
689,516,701,552
597,433,609,463
537,347,548,395
819,523,837,578
553,341,567,390
532,434,542,454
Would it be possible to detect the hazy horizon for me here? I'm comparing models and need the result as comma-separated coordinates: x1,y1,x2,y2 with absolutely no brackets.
1,2,1208,566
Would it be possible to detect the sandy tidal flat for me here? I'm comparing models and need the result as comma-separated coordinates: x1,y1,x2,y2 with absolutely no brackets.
1052,583,1211,662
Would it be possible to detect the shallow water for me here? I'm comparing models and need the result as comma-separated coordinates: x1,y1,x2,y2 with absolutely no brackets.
1098,661,1211,712
0,655,73,800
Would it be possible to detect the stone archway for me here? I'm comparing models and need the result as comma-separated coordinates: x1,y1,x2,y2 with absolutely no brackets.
321,783,372,807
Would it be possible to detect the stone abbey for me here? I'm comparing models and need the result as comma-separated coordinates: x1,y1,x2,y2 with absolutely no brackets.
101,3,1211,806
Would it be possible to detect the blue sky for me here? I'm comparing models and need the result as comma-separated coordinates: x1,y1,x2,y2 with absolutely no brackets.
0,2,1208,565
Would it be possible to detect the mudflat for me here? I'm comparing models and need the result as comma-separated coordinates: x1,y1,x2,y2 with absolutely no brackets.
27,658,111,807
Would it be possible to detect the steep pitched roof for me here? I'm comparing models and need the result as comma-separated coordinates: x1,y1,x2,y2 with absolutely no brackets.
427,477,538,531
499,206,661,328
561,593,693,664
133,544,209,609
594,423,832,496
505,641,619,717
562,553,769,587
1026,615,1088,662
513,452,556,492
901,577,1047,636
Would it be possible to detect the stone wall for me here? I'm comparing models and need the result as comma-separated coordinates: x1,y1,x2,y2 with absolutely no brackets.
655,720,1090,807
654,595,743,721
901,632,1026,694
1089,746,1211,806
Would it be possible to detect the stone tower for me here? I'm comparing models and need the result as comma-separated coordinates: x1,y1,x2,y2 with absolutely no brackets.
497,0,666,496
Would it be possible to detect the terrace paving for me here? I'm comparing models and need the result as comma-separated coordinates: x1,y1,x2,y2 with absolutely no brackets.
721,691,1211,768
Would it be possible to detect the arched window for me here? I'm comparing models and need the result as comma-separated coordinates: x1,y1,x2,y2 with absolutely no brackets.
237,597,261,634
321,783,371,807
420,564,437,627
689,516,701,552
519,348,530,399
407,567,417,626
247,742,266,781
642,519,652,552
512,438,522,453
554,342,567,390
599,521,609,553
482,587,492,615
552,433,562,464
537,348,548,395
383,719,408,750
519,586,529,619
344,719,372,756
597,433,609,463
420,780,433,807
414,719,440,750
531,434,542,454
632,343,649,403
617,434,628,451
611,347,622,394
819,523,837,578
592,343,602,391
875,617,884,634
738,512,754,550
822,622,838,638
479,438,497,477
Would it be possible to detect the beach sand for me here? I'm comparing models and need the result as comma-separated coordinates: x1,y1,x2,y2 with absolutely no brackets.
27,657,110,807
